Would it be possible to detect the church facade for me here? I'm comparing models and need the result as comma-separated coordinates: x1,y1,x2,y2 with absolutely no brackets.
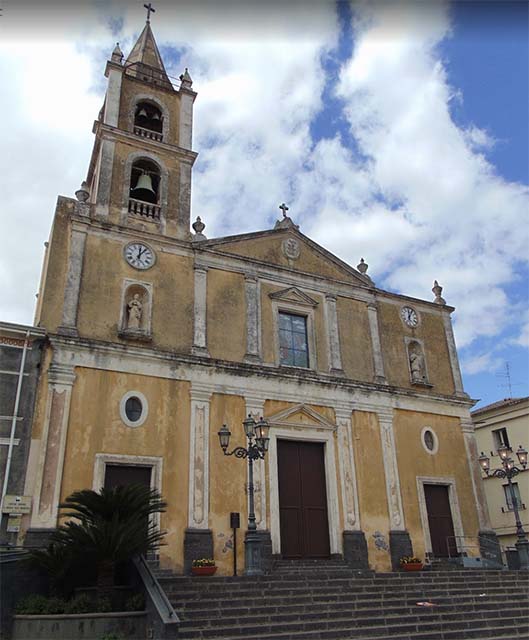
23,21,494,574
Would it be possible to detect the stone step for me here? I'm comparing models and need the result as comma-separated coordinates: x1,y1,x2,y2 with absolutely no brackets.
176,596,527,621
176,613,529,639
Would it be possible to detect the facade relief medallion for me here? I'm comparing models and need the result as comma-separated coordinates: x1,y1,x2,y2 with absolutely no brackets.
282,237,300,261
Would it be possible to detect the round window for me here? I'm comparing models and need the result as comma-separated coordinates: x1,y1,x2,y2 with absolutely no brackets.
421,427,438,455
120,391,148,428
125,396,143,423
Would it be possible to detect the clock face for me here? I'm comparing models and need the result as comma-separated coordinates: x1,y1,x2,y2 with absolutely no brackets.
124,243,155,270
401,306,419,327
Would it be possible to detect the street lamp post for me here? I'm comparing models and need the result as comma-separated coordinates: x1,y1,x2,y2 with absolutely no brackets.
218,415,270,576
478,443,529,570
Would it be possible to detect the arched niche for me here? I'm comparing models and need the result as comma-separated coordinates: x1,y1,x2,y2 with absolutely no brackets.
119,280,153,341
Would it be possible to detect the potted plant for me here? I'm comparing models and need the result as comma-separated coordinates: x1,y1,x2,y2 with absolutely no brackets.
400,556,423,572
191,558,217,576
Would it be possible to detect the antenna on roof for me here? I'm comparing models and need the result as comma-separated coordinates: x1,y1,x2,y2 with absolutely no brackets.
495,362,521,399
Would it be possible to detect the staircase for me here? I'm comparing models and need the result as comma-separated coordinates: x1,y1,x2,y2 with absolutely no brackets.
156,559,529,640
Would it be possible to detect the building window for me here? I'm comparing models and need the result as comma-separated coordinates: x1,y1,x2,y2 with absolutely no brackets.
119,391,149,428
503,483,524,511
278,312,308,367
421,427,439,455
492,427,510,450
134,101,163,141
128,158,161,221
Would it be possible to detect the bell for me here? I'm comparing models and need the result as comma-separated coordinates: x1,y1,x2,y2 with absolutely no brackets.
137,108,148,118
151,112,160,120
131,173,156,203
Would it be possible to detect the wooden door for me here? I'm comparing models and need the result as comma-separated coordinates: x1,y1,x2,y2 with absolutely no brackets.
424,484,456,557
104,464,152,489
277,440,330,558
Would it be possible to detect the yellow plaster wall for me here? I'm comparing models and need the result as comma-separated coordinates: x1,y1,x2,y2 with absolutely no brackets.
76,233,194,351
337,297,374,383
208,394,247,576
393,410,480,561
352,411,392,571
260,284,328,372
206,270,246,362
36,199,72,332
378,302,455,395
219,234,362,284
118,76,181,146
61,368,190,572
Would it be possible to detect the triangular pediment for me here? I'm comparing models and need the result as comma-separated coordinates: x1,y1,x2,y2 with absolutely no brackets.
267,404,336,431
269,287,319,308
201,228,371,287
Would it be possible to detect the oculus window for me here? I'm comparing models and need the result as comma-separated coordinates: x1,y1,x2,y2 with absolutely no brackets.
279,312,308,367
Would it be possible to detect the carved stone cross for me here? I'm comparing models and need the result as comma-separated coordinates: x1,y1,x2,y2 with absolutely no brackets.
279,203,289,218
144,2,155,22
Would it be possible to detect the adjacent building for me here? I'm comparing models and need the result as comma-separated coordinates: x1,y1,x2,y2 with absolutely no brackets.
472,396,529,550
21,19,494,574
0,322,45,544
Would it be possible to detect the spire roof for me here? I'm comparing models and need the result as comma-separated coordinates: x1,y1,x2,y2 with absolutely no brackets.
125,22,171,86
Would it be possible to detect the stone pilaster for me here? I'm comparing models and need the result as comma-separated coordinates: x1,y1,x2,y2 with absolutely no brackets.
367,303,386,383
177,161,193,241
58,229,87,337
187,386,211,529
244,276,261,363
103,62,123,127
325,294,343,374
94,138,115,218
377,410,405,532
30,364,76,530
443,312,466,396
179,88,196,150
245,398,267,530
460,417,493,531
191,265,209,357
335,409,360,532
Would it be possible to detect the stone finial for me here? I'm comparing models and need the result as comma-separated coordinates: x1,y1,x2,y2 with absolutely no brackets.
192,216,207,242
180,68,193,89
75,181,90,202
111,42,124,64
357,258,368,275
432,280,446,305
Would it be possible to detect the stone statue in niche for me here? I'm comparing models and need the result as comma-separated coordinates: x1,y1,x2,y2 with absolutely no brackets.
409,342,427,383
127,293,143,329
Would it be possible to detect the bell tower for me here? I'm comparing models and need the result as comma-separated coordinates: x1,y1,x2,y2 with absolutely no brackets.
86,14,197,240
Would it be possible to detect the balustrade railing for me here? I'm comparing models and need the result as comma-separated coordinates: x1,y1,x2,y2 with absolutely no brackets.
128,198,161,221
134,125,163,142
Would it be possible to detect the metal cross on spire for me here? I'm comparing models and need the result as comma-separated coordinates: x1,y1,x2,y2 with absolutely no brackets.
144,2,155,22
279,203,289,218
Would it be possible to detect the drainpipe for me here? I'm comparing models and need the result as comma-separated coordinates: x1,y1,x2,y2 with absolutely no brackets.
1,330,30,510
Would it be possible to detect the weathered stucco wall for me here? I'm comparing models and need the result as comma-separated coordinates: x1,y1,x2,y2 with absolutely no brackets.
337,297,374,383
378,301,455,394
61,368,191,572
206,270,246,362
352,410,392,572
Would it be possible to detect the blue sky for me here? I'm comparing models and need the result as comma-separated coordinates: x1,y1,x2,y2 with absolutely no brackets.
0,1,527,408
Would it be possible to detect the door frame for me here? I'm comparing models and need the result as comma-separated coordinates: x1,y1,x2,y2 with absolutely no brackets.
269,428,340,556
93,453,163,530
416,476,464,556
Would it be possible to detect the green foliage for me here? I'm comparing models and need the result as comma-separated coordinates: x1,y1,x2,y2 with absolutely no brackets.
124,592,145,611
15,594,67,615
192,558,215,567
27,484,167,596
399,556,422,564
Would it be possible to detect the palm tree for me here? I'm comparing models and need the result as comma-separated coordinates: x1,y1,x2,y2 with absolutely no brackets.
40,484,167,596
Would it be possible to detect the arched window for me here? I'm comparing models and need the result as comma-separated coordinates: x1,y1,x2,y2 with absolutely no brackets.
134,101,163,141
129,158,161,221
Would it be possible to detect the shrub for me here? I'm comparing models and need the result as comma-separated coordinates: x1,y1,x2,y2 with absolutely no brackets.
192,558,215,567
124,593,145,611
15,594,67,615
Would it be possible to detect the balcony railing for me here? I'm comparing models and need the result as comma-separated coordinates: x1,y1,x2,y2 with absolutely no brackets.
128,197,161,221
134,125,163,142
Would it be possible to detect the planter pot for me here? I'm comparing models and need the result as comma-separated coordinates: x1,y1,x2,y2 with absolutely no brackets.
401,562,423,572
191,566,217,576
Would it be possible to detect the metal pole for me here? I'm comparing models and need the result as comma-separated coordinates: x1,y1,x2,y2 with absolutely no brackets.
1,330,30,509
506,471,529,570
247,454,256,532
233,526,237,577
